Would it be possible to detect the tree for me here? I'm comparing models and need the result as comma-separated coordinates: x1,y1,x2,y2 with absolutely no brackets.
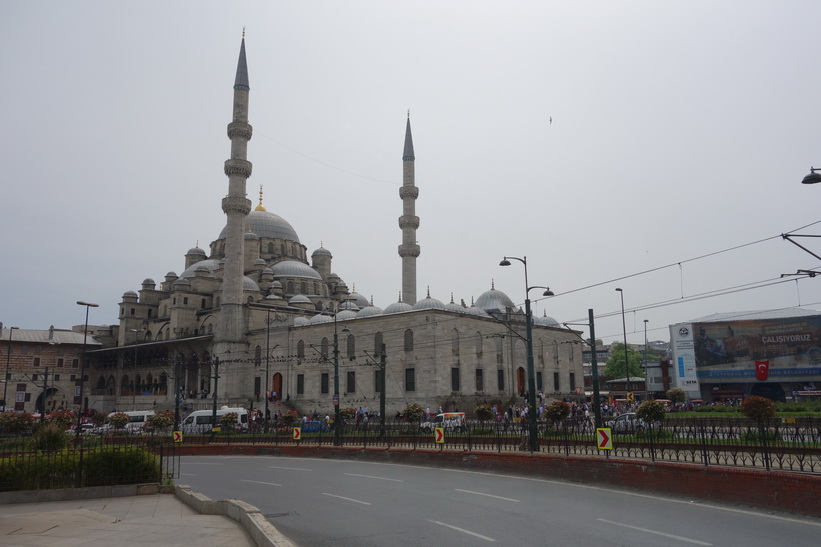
403,403,424,422
603,343,644,378
544,401,570,424
109,412,129,429
740,396,776,422
666,387,686,404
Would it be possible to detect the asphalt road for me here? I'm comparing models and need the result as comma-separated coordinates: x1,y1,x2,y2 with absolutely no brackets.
180,455,821,546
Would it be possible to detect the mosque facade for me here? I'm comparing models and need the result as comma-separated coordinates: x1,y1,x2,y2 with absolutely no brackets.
84,37,583,417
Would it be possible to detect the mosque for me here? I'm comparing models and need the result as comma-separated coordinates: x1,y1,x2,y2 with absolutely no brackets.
85,36,583,417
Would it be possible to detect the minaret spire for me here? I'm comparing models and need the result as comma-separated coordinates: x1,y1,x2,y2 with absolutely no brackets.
398,113,420,305
215,33,253,363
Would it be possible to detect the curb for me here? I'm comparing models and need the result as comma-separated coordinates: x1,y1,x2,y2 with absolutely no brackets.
175,484,295,547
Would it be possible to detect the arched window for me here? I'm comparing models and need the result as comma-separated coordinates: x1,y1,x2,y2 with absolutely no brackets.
475,332,483,358
297,340,305,359
346,334,356,360
451,328,460,357
287,281,294,294
538,340,545,365
374,332,383,357
121,375,130,396
268,242,274,254
321,337,329,360
496,337,504,364
552,340,559,364
300,282,307,294
404,329,414,352
255,345,262,367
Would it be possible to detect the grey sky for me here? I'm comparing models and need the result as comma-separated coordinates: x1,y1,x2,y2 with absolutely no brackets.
3,1,821,347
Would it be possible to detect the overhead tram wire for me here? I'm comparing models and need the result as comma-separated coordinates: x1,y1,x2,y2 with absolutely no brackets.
552,220,821,300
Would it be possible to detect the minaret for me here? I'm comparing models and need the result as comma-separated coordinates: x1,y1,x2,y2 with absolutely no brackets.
398,112,420,305
214,34,253,362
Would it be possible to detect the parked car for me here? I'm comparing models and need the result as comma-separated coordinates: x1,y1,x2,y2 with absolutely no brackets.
301,420,330,433
606,412,647,434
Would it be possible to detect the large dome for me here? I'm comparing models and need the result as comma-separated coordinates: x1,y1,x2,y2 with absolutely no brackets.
475,285,516,314
218,209,300,243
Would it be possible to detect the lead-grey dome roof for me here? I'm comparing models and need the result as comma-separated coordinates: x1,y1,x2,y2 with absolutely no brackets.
218,209,300,243
270,260,322,280
475,285,516,314
534,311,560,327
412,293,446,311
181,259,221,279
384,300,412,314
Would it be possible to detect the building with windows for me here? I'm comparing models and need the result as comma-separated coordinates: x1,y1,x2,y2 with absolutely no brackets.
76,36,583,417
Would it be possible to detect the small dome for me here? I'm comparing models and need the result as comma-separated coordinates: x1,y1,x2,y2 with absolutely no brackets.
348,291,370,309
475,284,516,314
270,260,322,280
289,294,312,305
412,289,445,311
262,267,273,275
339,301,360,311
384,296,413,314
337,309,358,321
244,231,259,240
357,305,384,318
312,246,332,257
534,311,560,327
142,278,155,287
122,290,138,299
308,314,333,325
294,316,310,326
467,305,490,317
271,281,283,289
166,271,178,278
187,246,206,257
254,259,267,265
174,278,191,287
445,294,466,313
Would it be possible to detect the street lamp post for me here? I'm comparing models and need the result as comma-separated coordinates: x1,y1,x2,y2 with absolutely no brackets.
3,326,18,412
130,328,140,409
615,288,630,397
643,319,649,398
265,308,272,433
500,255,553,452
332,312,342,446
75,301,98,445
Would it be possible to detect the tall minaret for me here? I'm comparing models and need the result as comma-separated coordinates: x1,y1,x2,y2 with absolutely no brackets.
398,112,420,305
215,34,253,360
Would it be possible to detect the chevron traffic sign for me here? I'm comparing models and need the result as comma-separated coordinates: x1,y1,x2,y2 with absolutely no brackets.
435,427,444,443
597,428,612,450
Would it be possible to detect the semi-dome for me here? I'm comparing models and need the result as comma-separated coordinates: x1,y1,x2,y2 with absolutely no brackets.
288,294,312,305
293,316,310,326
181,259,221,279
475,283,516,314
242,277,260,291
269,260,322,280
218,209,300,243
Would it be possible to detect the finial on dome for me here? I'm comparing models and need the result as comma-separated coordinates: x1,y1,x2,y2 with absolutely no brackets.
491,279,495,290
255,185,266,211
242,26,246,39
450,292,455,304
370,295,374,305
426,286,431,298
407,109,410,119
398,291,402,303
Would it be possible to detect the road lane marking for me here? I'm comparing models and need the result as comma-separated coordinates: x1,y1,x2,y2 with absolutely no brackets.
454,489,520,502
432,520,496,542
183,462,223,465
268,466,312,471
240,479,281,487
597,519,712,545
344,473,404,482
322,493,371,505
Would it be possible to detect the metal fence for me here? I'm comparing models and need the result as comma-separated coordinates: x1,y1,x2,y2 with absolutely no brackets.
0,434,179,492
185,416,821,473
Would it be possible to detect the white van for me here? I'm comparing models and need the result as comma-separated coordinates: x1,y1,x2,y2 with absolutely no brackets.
107,410,155,433
420,412,467,433
181,407,249,434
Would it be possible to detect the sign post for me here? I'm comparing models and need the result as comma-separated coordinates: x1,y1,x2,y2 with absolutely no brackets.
434,427,445,444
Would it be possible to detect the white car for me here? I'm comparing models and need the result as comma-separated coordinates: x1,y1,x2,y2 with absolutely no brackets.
605,413,648,434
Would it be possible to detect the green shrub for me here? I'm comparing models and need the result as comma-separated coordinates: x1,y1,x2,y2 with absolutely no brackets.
48,411,75,429
82,447,161,487
0,412,35,435
666,387,687,404
109,412,129,429
280,410,298,427
30,423,68,452
403,403,424,422
475,404,493,422
740,396,776,422
544,401,570,422
636,400,666,423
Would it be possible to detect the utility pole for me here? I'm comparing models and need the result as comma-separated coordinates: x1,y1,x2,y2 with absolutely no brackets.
40,367,49,423
380,344,386,437
210,357,220,435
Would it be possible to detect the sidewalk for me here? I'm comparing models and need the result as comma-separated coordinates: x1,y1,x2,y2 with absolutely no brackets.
0,491,255,547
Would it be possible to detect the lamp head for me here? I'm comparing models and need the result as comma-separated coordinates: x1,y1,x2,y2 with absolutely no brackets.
802,168,821,185
615,288,622,292
76,301,99,308
499,259,511,267
542,288,554,296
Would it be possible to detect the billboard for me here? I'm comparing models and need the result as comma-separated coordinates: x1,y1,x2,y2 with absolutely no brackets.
670,314,821,397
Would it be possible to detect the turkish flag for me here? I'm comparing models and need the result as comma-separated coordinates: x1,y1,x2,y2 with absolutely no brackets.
755,360,770,381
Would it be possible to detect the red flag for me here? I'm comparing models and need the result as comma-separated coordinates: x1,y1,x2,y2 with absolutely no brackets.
755,360,770,381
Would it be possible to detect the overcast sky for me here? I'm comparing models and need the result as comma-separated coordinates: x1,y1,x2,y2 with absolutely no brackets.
3,1,821,347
